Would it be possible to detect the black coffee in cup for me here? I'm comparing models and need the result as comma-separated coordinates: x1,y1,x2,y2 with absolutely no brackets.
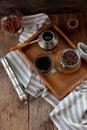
42,31,53,41
34,55,52,73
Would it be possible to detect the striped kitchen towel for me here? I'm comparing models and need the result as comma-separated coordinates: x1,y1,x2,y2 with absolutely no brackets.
50,80,87,130
6,50,45,97
19,13,50,43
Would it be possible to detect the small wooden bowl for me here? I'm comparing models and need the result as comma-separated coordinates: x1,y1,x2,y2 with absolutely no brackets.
66,18,79,31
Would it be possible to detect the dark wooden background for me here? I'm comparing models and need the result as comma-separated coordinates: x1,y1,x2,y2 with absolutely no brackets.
0,0,87,15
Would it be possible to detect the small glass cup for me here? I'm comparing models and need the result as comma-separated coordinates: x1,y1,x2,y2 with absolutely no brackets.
34,54,52,74
34,54,56,74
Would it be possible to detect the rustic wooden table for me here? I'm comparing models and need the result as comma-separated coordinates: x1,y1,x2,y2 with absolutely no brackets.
0,13,87,130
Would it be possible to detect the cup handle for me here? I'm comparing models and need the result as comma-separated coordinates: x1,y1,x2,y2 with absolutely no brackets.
56,61,65,72
50,67,57,74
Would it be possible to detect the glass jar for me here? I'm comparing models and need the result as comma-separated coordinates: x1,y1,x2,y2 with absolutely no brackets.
56,42,87,72
1,8,23,36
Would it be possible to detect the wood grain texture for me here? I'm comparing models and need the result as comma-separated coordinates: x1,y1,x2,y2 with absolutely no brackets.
0,13,87,130
0,71,27,130
0,29,28,130
0,0,87,15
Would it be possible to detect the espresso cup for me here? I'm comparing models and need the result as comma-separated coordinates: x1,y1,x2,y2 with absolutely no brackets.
56,49,81,72
34,54,52,73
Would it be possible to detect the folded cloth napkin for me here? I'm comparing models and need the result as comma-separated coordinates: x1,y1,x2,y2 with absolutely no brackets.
19,13,50,43
50,80,87,130
1,13,87,130
6,50,45,96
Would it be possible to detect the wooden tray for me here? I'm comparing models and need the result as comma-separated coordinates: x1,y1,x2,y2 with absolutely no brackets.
19,24,87,100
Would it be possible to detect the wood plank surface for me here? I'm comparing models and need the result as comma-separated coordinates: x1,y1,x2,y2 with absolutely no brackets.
0,13,87,130
0,30,29,130
0,0,87,15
